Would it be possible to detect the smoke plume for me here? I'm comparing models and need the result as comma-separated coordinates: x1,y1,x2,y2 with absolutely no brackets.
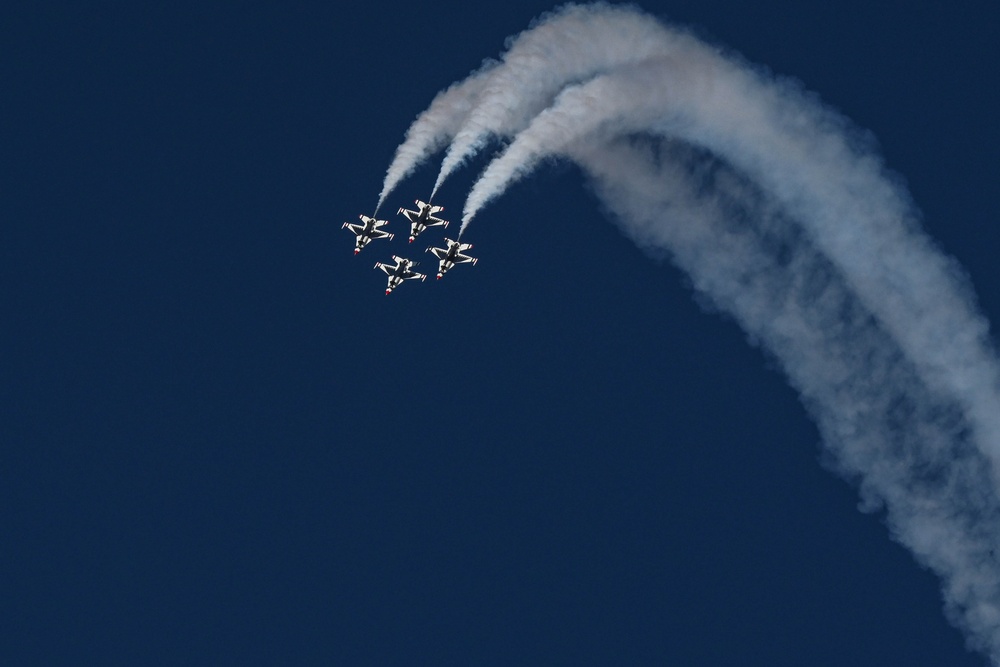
376,70,494,213
381,3,1000,661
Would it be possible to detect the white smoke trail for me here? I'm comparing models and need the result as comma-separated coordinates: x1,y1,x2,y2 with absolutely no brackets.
375,69,494,213
431,3,697,198
571,134,1000,659
382,3,1000,662
378,3,698,208
459,49,1000,475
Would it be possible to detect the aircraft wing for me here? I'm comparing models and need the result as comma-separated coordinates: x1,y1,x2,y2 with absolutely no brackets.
375,262,397,275
343,222,363,235
427,216,448,227
428,246,449,260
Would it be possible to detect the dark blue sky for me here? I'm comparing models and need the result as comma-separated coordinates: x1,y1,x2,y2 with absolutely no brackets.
4,1,999,665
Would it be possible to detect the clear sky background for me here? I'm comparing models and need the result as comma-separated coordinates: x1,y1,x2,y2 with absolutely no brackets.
4,1,999,665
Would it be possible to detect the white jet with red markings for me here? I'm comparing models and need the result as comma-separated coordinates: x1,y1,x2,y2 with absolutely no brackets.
426,238,477,279
398,200,448,243
343,214,393,254
374,255,427,295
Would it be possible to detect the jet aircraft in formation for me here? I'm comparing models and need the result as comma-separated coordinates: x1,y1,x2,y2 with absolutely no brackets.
427,238,477,279
375,255,426,295
346,196,477,294
398,200,448,243
343,214,392,254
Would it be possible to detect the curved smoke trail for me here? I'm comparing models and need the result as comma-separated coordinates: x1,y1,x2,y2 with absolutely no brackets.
375,70,494,213
382,3,1000,662
431,4,696,199
378,3,698,208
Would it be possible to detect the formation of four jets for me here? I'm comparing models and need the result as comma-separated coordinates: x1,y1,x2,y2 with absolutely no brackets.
343,199,478,294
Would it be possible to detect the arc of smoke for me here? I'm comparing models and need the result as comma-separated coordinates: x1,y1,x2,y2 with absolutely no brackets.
460,47,1000,481
459,57,696,225
431,3,697,199
375,70,494,213
378,2,698,209
570,133,1000,660
381,3,1000,661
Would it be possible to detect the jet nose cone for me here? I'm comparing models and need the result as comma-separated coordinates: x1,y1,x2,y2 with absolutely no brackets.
408,237,414,243
354,249,360,255
385,289,391,295
436,274,442,279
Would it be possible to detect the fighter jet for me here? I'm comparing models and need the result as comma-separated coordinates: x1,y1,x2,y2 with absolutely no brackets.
426,238,477,279
343,214,393,254
374,255,427,295
398,200,448,243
